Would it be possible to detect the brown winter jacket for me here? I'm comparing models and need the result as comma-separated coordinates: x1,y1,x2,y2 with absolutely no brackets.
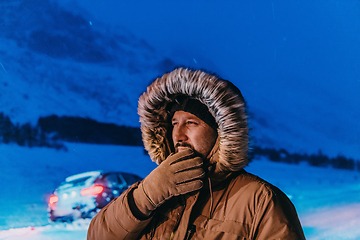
87,170,305,239
87,68,305,239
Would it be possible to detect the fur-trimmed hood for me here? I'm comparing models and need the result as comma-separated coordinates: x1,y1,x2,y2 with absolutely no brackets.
138,68,249,172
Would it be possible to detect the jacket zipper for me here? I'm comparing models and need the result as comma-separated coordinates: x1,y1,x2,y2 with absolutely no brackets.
184,224,196,240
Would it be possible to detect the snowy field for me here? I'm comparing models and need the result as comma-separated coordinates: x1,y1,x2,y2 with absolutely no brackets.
0,143,359,240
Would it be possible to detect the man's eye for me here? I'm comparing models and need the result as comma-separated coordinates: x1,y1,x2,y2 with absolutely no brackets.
187,121,198,125
172,122,178,126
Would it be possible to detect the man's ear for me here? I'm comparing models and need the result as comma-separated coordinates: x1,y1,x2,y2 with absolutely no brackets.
207,136,220,163
165,126,175,155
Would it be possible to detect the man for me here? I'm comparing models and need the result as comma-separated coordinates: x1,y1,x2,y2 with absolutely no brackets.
87,68,306,239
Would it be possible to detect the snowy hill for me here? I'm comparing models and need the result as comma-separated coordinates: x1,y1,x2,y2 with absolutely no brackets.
0,0,188,127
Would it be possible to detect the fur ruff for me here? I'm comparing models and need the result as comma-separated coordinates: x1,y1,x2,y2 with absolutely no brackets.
138,68,249,172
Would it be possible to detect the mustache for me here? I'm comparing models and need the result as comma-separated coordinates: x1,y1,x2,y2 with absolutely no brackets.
174,142,194,151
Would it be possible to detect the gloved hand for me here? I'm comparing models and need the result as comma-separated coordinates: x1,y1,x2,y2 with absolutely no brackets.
132,148,205,216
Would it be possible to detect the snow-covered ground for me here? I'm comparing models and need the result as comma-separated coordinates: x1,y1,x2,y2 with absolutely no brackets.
0,219,90,240
0,143,359,240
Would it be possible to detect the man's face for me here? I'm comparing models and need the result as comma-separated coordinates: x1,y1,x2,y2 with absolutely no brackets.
171,111,218,159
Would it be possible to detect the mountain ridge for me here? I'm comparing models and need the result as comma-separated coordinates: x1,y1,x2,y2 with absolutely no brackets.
1,0,359,159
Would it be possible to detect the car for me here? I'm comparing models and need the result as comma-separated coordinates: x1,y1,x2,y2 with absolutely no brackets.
48,170,142,222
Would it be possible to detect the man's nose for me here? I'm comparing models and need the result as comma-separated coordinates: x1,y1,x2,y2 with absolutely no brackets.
173,125,187,143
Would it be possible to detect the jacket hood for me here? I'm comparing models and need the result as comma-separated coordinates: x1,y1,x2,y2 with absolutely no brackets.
138,68,249,172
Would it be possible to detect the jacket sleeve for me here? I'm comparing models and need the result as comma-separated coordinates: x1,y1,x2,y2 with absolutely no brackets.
87,182,152,240
250,185,306,240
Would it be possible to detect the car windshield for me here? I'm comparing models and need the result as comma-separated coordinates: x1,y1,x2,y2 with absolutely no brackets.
62,176,92,187
94,173,121,188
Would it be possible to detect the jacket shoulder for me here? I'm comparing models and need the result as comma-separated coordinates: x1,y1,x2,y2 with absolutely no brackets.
227,170,305,239
231,170,285,198
225,170,297,224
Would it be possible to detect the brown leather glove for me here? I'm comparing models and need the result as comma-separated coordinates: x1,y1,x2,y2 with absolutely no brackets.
132,148,205,216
